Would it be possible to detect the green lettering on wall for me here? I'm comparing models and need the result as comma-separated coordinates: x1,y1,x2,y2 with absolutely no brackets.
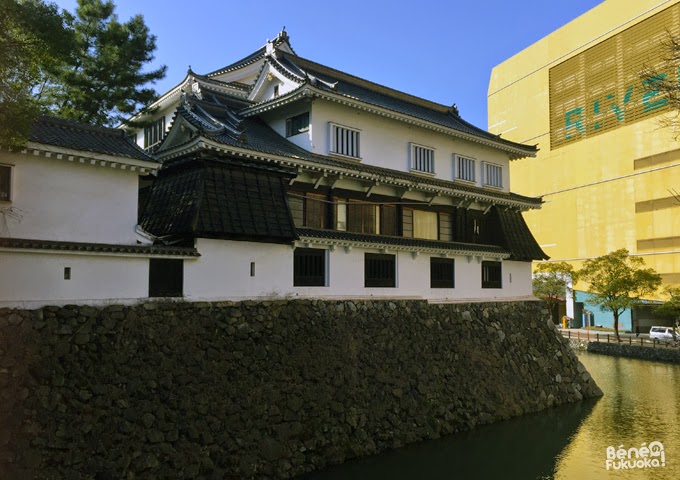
642,74,668,112
609,86,634,121
565,108,584,139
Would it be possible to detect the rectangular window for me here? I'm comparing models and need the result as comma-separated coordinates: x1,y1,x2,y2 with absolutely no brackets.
410,144,435,174
365,253,396,287
483,162,503,188
402,208,414,238
482,261,502,289
330,123,361,158
438,213,452,241
380,205,398,236
288,192,326,229
347,200,378,234
286,112,309,137
149,259,184,297
413,210,438,240
144,116,166,150
455,155,476,182
431,258,455,288
294,248,326,286
0,165,11,202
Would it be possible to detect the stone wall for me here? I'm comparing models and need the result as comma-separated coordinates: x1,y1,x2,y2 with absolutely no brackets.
587,341,680,364
0,299,601,479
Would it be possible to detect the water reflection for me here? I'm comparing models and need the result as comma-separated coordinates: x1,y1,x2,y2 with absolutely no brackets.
555,353,680,479
298,353,680,479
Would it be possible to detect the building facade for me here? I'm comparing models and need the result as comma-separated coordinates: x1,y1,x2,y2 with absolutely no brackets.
489,0,680,329
129,31,547,303
0,117,198,308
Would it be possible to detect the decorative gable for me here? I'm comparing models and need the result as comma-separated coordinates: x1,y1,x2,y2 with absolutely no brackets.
248,59,303,104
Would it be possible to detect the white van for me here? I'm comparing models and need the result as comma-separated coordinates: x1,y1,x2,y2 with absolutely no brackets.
649,326,675,342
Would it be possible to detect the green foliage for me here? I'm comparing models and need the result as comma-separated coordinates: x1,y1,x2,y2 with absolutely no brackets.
653,286,680,325
46,0,166,126
579,249,662,339
0,0,73,147
532,262,576,321
0,0,165,146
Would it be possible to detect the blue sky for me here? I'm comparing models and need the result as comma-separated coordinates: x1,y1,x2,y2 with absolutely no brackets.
52,0,604,129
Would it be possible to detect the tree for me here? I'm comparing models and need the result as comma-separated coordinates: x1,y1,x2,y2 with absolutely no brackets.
0,0,74,147
44,0,166,126
532,262,576,324
640,30,680,138
0,0,165,147
653,286,680,338
578,249,662,341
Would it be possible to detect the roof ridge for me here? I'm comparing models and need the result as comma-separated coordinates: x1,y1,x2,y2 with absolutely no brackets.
282,53,453,114
36,115,127,137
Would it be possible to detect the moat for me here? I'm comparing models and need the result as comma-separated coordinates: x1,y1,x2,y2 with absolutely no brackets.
300,352,680,479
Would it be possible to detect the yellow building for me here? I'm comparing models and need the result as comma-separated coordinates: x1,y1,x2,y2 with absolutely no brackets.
489,0,680,327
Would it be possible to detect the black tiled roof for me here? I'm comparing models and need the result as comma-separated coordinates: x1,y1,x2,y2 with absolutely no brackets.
296,228,509,255
493,208,549,261
165,91,542,208
0,237,199,256
276,54,536,155
29,116,156,162
140,158,297,244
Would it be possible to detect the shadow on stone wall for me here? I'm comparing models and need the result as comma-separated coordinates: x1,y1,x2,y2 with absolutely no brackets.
0,299,602,479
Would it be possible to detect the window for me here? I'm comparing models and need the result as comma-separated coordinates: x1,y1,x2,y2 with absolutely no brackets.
365,253,396,287
455,155,476,182
347,200,379,234
380,205,398,236
483,162,503,188
410,144,435,174
294,248,326,286
330,123,360,158
0,165,11,202
288,192,326,229
274,85,280,97
286,112,309,137
413,210,438,240
438,213,453,241
431,258,455,288
482,261,502,289
149,259,184,297
144,117,166,150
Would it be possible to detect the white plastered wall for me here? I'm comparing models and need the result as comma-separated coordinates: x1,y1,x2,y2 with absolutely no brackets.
0,152,140,244
306,100,511,191
0,251,150,308
184,238,534,301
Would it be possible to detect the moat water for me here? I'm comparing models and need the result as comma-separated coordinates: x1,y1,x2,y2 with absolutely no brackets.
299,352,680,479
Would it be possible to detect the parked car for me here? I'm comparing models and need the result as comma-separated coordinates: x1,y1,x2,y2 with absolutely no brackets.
649,326,676,342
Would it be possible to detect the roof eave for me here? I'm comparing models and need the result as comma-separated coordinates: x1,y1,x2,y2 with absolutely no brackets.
156,136,541,211
240,86,536,158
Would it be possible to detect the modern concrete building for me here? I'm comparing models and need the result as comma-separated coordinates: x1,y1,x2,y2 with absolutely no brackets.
489,0,680,330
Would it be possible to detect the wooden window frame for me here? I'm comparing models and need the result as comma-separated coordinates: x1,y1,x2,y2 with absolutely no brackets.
483,162,503,188
365,253,396,288
330,123,361,159
455,154,476,183
294,248,326,287
286,112,310,137
149,259,184,297
144,116,166,150
0,164,12,202
431,258,455,288
410,143,435,174
482,261,503,289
